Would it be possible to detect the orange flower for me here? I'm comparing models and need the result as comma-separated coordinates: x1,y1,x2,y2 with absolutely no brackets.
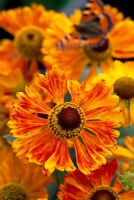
0,138,53,200
94,60,134,127
42,3,134,80
58,159,134,200
8,68,121,175
0,4,56,76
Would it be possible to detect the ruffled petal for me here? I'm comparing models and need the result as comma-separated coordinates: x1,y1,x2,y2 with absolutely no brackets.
17,85,51,113
44,139,75,174
100,159,118,186
58,170,91,200
82,80,119,112
36,68,67,104
67,80,88,105
74,138,99,175
81,131,112,165
85,120,120,147
8,105,49,137
12,130,57,163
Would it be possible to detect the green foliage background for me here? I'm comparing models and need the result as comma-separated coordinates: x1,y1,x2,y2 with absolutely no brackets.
0,0,70,10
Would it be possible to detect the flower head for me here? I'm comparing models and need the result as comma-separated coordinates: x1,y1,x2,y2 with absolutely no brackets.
0,139,53,200
42,2,134,80
96,60,134,127
58,159,134,200
0,4,56,76
8,68,121,175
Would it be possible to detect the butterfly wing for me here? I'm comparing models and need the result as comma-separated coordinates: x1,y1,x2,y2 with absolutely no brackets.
56,0,113,49
80,0,113,47
82,0,104,20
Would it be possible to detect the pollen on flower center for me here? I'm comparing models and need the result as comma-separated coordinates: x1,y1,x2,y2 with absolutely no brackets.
88,187,119,200
48,102,85,139
0,183,29,200
114,76,134,99
14,26,44,60
84,39,112,62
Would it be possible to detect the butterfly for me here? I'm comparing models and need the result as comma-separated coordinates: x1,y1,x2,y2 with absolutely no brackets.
56,0,113,50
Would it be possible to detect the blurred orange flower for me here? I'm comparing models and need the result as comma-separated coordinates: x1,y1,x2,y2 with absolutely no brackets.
58,159,134,200
8,68,121,175
0,138,53,200
42,4,134,80
0,4,56,76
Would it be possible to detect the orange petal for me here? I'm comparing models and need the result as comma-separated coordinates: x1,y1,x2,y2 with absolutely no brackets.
100,159,118,186
110,19,134,59
85,120,119,147
82,80,119,112
44,139,75,173
74,138,99,175
36,68,67,104
58,170,91,200
16,90,50,114
8,105,49,137
82,131,112,165
12,130,57,164
0,4,54,35
119,190,134,200
112,180,123,193
67,79,89,106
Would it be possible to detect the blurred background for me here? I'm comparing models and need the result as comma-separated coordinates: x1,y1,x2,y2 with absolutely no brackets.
0,0,133,40
0,0,133,17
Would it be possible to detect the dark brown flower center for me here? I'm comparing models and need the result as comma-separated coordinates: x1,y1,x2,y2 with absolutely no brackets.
48,103,85,139
0,183,29,200
57,107,81,130
114,76,134,99
84,39,112,63
15,26,44,60
89,187,119,200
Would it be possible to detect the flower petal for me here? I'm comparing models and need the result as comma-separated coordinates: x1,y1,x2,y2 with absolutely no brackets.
85,120,120,147
74,138,99,175
36,68,68,104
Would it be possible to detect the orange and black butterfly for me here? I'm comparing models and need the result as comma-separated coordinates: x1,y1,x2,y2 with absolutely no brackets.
56,0,113,49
